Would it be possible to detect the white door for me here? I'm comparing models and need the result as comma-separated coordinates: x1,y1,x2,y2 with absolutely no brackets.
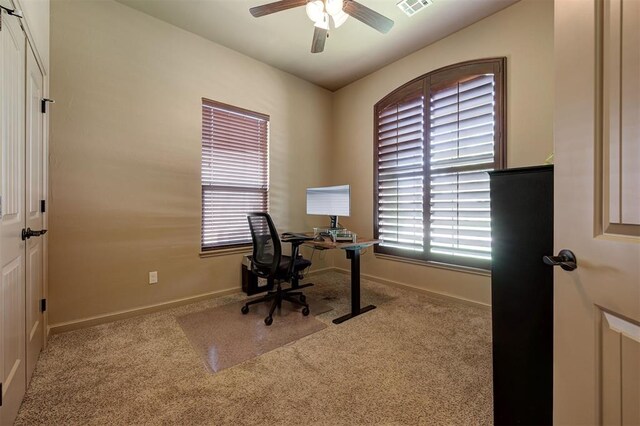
25,42,45,386
554,0,640,424
0,9,27,425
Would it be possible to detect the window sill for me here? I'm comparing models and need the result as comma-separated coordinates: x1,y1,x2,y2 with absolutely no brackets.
374,253,491,277
199,245,252,258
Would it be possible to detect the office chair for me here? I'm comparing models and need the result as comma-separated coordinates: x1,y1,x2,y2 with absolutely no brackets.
242,212,314,326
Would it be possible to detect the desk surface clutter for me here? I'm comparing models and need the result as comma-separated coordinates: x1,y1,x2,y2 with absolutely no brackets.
304,237,381,251
280,232,380,251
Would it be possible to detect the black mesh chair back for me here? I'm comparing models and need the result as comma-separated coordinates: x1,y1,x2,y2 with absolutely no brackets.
247,213,281,278
244,212,314,325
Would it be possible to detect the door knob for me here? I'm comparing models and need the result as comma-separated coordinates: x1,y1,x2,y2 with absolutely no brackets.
543,249,577,271
21,228,47,241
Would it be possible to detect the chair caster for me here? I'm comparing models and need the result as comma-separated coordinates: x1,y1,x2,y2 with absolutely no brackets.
300,294,306,303
302,307,310,316
264,316,273,326
241,305,249,315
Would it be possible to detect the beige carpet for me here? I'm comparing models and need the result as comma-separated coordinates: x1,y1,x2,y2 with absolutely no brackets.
15,272,493,425
177,297,331,372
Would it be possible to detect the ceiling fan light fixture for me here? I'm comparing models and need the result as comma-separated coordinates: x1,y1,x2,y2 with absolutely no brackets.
314,12,330,29
331,10,349,28
248,0,394,53
325,0,343,16
306,0,325,23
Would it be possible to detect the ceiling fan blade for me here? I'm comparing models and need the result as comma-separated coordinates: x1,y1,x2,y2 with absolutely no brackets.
311,26,328,53
343,0,394,34
250,0,308,17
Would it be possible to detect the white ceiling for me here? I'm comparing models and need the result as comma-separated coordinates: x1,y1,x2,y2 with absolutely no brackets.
116,0,520,91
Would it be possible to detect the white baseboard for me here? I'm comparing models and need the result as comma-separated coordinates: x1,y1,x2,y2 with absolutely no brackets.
47,266,486,334
303,266,334,280
49,287,240,334
332,267,491,310
48,266,336,334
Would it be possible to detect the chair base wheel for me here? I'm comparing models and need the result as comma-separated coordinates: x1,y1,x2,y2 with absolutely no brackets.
302,307,310,316
241,305,249,314
264,316,273,326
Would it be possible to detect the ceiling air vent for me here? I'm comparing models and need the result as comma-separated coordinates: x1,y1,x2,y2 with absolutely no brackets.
396,0,433,17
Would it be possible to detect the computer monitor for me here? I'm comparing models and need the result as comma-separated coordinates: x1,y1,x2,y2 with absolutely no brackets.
306,185,350,228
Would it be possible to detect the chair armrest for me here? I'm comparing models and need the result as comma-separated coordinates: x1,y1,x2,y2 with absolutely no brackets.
281,236,314,244
280,237,312,278
280,232,313,244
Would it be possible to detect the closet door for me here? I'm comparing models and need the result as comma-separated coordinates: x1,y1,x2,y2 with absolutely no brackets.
25,42,45,386
0,9,27,425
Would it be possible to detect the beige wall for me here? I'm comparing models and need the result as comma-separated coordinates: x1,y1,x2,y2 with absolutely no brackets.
49,0,333,326
330,0,554,305
50,0,555,326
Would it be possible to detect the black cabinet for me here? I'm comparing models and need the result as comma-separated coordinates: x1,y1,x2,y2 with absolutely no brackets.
489,165,553,426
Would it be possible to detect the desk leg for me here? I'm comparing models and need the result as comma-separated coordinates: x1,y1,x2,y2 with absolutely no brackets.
332,248,376,324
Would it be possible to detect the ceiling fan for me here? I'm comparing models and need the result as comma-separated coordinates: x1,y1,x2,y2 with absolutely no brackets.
249,0,394,53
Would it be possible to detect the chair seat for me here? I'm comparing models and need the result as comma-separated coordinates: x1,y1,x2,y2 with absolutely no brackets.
277,255,311,276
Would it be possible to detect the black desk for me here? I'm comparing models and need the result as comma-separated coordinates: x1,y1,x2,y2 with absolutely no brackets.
303,238,380,324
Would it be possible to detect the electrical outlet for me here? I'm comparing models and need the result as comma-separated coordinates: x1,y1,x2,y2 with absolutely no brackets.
149,271,158,284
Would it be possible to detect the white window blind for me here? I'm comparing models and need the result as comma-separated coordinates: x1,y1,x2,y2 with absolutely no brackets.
201,99,269,250
376,93,425,253
373,59,505,269
428,74,495,262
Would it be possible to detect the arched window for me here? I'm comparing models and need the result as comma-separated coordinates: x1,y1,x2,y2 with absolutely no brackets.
374,58,506,269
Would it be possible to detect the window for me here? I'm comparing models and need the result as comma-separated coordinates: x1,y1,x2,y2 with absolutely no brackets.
374,58,506,269
201,99,269,250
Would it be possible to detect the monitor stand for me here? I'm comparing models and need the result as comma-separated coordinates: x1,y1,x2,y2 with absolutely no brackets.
329,215,338,229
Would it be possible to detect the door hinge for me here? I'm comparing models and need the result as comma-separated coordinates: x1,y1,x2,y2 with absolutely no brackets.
41,98,55,114
40,298,47,313
41,199,46,213
0,5,23,31
0,382,3,407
